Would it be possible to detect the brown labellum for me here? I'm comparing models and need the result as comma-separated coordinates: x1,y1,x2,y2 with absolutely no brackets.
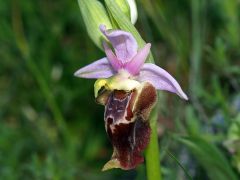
96,82,157,171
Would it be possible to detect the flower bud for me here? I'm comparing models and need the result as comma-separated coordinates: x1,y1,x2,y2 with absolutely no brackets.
115,0,138,24
126,0,138,24
78,0,112,49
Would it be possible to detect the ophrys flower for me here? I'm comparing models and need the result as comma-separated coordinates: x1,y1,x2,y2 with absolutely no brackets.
75,25,188,170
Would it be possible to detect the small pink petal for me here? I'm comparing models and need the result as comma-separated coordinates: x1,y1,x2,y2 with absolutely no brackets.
137,63,188,100
74,58,115,79
125,43,151,75
100,24,138,64
103,41,122,71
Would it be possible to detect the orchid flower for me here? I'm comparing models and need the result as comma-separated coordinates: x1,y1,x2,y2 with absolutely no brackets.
74,25,188,171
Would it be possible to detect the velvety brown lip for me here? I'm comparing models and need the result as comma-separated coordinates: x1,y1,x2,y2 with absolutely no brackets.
102,82,157,170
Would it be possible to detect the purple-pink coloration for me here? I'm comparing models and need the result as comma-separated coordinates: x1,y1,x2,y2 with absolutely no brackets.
100,24,138,63
74,25,188,171
74,24,188,100
74,57,115,79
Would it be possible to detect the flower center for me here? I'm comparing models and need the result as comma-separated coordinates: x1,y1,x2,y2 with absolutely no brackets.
94,70,140,98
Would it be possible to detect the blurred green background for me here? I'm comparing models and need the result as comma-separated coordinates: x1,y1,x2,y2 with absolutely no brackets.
1,0,240,179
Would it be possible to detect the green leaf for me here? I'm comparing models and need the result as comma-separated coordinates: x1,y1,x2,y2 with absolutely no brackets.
115,0,131,20
78,0,113,49
178,136,238,180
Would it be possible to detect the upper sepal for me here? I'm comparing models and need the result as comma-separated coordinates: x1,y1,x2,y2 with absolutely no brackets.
100,25,138,63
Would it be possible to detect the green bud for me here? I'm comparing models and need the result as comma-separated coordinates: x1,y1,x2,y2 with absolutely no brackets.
114,0,138,24
78,0,112,49
126,0,138,24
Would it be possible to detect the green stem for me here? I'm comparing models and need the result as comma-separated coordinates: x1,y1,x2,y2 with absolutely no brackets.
145,106,162,180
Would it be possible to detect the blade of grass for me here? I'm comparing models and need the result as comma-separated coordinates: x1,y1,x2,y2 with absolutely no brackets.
177,136,238,180
166,150,193,180
190,0,208,122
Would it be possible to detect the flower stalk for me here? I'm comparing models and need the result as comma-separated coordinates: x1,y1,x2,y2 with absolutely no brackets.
145,106,162,180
